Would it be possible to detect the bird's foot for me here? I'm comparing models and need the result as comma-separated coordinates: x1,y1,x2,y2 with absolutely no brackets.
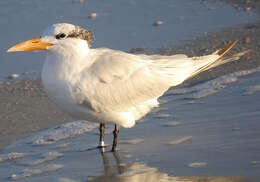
98,141,109,148
97,141,110,152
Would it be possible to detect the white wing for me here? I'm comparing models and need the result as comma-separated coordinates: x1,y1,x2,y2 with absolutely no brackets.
76,48,184,114
75,44,237,116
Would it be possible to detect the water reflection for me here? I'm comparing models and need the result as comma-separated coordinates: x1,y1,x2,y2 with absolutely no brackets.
88,149,255,182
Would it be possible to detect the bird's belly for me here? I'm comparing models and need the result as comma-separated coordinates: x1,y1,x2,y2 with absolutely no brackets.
41,78,109,123
43,85,97,121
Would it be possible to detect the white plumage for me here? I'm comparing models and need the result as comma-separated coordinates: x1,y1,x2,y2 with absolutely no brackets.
40,24,241,128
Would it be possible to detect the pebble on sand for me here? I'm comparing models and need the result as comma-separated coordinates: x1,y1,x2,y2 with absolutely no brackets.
246,7,252,11
11,174,17,179
188,162,207,168
8,74,19,79
129,47,145,53
88,13,98,20
153,21,163,26
167,136,192,145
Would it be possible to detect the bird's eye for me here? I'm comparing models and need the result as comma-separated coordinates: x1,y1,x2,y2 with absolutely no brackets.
55,33,66,39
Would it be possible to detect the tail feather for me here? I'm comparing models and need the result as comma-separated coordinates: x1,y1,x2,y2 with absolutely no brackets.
216,40,238,56
188,40,248,79
207,49,249,70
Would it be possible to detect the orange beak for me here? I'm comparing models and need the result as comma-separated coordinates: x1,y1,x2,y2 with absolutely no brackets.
7,37,53,52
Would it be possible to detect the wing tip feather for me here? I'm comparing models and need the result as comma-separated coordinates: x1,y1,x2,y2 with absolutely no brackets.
216,40,238,57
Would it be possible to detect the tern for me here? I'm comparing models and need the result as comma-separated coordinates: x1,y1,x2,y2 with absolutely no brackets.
8,23,247,151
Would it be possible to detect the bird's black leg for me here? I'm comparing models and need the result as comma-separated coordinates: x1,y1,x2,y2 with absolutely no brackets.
99,123,105,149
111,124,120,152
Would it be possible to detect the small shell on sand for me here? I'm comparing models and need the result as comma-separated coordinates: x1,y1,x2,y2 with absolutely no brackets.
167,136,192,145
129,47,145,53
188,162,207,168
88,13,98,19
8,74,19,79
246,7,252,11
153,21,163,26
11,174,17,178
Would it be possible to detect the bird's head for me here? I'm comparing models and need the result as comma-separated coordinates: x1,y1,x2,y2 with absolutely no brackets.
7,23,93,52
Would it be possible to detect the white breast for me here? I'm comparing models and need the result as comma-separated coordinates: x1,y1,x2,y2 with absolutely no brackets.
41,55,77,113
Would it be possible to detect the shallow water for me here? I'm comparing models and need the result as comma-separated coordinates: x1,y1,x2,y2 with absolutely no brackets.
0,0,258,79
0,68,259,181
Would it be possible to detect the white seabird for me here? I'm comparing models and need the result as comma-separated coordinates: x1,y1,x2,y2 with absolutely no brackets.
7,23,247,151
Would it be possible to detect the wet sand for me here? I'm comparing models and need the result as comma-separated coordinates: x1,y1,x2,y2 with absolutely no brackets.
1,18,259,149
0,79,72,148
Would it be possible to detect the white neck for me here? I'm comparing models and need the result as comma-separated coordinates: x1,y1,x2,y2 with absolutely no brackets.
42,39,90,84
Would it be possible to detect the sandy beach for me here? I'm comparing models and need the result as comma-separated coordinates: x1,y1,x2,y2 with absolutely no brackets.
0,0,260,181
